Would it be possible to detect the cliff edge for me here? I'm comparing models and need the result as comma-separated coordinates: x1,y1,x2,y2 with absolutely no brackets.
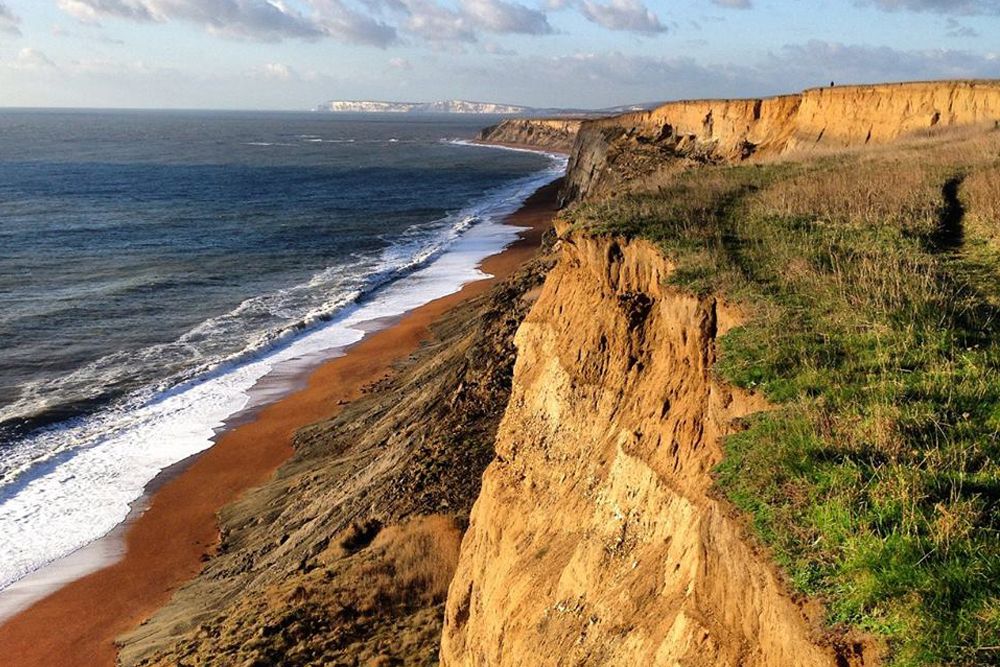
563,80,1000,200
477,118,584,152
440,236,862,666
443,80,1000,666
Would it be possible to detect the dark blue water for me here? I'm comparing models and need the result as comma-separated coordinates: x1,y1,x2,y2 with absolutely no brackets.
0,110,565,593
0,110,550,437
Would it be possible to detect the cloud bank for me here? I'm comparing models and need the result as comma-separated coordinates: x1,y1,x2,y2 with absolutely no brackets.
56,0,397,45
455,40,1000,107
52,0,668,45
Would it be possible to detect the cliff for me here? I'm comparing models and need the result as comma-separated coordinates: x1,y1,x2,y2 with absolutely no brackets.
478,118,584,152
440,235,867,666
442,95,1000,664
563,80,1000,200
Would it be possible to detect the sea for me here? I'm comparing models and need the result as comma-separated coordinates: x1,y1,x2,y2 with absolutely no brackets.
0,109,565,595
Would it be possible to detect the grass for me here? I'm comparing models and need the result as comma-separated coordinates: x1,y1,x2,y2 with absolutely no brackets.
368,514,463,607
565,127,1000,666
326,514,464,613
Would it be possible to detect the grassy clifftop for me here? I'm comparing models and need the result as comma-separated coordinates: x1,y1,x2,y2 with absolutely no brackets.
565,126,1000,666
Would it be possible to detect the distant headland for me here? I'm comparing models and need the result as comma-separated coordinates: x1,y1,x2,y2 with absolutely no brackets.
314,99,532,114
313,98,655,115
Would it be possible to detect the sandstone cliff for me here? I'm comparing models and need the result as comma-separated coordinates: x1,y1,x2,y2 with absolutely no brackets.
478,118,584,152
440,235,868,666
563,80,1000,200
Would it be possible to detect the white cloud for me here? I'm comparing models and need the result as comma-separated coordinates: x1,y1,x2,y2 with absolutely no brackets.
462,0,551,34
0,1,21,35
362,0,550,43
398,0,476,41
259,62,295,79
55,0,549,46
578,0,666,34
388,56,412,68
308,0,398,45
9,48,57,70
48,0,678,49
711,0,752,8
452,41,1000,108
57,0,157,24
55,0,397,46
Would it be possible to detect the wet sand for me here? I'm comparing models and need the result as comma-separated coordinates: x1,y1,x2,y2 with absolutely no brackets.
0,181,560,667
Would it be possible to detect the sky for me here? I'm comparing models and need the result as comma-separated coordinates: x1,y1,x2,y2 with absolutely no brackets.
0,0,997,110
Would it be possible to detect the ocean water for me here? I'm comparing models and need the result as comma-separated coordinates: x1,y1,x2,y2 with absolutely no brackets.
0,109,565,591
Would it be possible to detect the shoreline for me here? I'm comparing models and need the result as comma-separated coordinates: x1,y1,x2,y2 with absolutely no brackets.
0,179,562,667
469,139,572,155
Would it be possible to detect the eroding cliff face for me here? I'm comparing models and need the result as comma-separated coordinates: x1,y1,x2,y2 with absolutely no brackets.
441,235,854,666
789,82,1000,150
478,118,583,152
564,80,1000,200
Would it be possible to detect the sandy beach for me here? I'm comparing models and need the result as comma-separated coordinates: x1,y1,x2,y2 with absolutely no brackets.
0,180,560,667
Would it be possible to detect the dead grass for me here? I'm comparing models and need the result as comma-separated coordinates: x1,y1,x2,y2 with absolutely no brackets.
367,514,464,607
964,165,1000,246
751,160,941,234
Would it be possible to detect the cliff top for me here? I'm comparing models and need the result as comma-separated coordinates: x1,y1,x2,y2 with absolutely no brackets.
632,78,1000,107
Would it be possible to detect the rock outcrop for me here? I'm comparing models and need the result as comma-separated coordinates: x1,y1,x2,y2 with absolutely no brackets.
563,80,1000,200
478,118,584,152
441,234,867,666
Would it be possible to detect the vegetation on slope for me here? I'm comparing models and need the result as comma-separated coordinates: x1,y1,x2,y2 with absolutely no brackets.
565,127,1000,666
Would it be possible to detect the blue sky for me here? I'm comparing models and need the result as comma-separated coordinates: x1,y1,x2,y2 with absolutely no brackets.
0,0,997,109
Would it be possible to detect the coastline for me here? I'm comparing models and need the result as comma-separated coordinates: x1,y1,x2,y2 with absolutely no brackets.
0,179,562,667
469,139,572,155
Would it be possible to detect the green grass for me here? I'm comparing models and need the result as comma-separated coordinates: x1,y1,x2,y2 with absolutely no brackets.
565,132,1000,666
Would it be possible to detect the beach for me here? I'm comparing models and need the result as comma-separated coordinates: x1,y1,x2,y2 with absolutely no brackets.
0,180,561,667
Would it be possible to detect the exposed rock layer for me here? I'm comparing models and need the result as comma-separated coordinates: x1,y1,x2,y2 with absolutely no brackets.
563,80,1000,200
441,235,869,666
478,118,584,152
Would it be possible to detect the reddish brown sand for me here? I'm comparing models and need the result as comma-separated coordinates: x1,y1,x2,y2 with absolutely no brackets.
0,182,560,667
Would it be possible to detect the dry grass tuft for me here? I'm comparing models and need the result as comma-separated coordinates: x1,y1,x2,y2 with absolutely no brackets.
366,514,464,607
